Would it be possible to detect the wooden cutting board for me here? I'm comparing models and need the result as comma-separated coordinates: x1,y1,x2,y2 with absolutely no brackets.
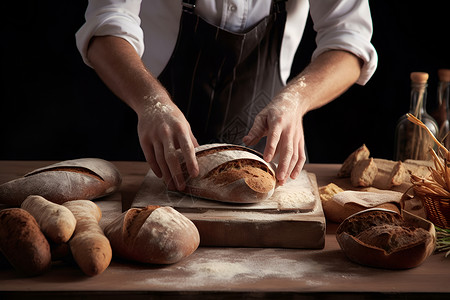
132,170,325,249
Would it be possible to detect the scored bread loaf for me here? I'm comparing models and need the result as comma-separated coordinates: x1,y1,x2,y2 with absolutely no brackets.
336,208,435,269
104,206,200,264
0,208,51,276
0,158,122,206
173,144,276,203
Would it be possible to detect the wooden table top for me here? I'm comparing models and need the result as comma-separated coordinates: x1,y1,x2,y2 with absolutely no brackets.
1,160,449,299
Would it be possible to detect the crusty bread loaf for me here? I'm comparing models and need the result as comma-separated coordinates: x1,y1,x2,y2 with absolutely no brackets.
0,158,122,206
0,208,51,276
104,206,200,264
336,208,435,269
174,144,276,203
338,144,370,178
63,200,112,276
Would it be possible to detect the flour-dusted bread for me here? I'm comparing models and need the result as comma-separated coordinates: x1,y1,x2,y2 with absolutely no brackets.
336,208,435,269
0,158,122,206
104,206,200,264
0,208,51,276
63,200,112,276
174,144,277,203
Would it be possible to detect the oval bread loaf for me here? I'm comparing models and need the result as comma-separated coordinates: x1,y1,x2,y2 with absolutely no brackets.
174,144,277,203
0,208,51,276
0,158,122,206
21,195,77,244
104,206,200,264
336,208,435,269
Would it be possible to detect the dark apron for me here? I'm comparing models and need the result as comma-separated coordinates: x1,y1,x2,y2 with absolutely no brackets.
158,0,287,153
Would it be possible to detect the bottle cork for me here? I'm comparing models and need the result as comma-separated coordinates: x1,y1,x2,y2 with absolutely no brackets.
438,69,450,82
410,72,429,83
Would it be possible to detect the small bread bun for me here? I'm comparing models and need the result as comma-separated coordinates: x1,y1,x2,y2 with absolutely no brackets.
0,208,51,276
336,208,435,269
104,206,200,264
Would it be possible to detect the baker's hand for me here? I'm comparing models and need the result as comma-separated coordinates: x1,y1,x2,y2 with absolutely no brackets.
243,89,306,185
137,94,199,190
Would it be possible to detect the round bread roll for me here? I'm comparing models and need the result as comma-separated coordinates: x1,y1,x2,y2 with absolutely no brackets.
336,208,435,269
104,206,200,264
0,208,51,276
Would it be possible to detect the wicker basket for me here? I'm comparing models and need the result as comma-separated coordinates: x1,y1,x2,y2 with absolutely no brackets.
420,195,450,229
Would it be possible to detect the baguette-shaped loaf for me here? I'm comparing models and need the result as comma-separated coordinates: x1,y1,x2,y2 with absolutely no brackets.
0,208,51,276
174,144,276,203
21,195,77,243
0,158,122,206
63,200,112,276
104,206,200,264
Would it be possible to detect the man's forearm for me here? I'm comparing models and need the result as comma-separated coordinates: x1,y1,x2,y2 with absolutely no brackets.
86,35,168,115
287,50,363,116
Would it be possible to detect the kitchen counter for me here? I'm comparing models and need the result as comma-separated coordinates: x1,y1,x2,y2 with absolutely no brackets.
0,160,449,299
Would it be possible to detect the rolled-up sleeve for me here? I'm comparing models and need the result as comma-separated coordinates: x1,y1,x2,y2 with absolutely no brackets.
75,0,144,68
310,0,378,85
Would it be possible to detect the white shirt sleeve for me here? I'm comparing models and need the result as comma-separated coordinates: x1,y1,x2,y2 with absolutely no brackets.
75,0,144,68
309,0,378,85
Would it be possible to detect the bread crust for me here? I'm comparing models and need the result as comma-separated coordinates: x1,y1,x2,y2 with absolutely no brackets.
175,144,276,203
0,208,51,276
0,158,122,206
104,206,200,264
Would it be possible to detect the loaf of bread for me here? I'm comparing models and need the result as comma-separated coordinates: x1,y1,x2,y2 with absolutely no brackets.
173,144,276,203
21,195,77,244
0,208,51,276
336,208,435,269
104,206,200,264
0,158,122,206
63,200,112,276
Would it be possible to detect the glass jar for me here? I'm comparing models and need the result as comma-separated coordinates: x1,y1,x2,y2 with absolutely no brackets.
394,72,439,161
436,69,450,149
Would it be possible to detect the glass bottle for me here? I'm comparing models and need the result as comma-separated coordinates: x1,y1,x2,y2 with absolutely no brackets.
436,69,450,149
394,72,439,161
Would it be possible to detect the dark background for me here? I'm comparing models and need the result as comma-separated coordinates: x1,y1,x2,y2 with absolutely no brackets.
1,1,449,164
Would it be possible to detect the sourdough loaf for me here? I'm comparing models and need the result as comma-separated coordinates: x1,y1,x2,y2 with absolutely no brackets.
0,208,51,276
174,144,276,203
336,208,435,269
0,158,122,206
104,206,199,264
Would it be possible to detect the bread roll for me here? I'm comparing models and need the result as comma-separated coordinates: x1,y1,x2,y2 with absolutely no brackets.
173,144,276,203
0,208,51,276
104,206,200,264
336,208,435,269
0,158,122,206
21,195,77,243
63,200,112,276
